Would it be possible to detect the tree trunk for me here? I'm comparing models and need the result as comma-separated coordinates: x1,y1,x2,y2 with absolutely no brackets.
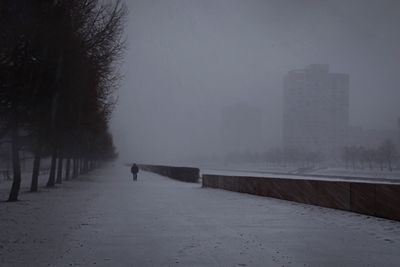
56,156,63,184
71,158,75,178
84,159,88,173
8,122,21,202
74,157,78,178
80,158,84,174
65,158,71,181
75,157,79,177
47,52,62,186
72,158,77,178
30,144,41,192
46,147,57,187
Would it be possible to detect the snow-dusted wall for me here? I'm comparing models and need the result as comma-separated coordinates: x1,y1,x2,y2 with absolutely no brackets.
139,164,200,183
202,175,400,221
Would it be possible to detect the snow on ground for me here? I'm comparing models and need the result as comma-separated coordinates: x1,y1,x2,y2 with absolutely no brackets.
200,162,400,182
1,164,400,267
202,168,400,184
309,167,400,180
0,173,47,201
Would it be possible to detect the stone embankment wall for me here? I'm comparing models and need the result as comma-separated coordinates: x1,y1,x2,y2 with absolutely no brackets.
202,175,400,221
139,164,200,183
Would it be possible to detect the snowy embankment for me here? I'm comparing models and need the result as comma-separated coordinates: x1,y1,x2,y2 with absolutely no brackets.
138,164,200,183
202,167,400,184
1,164,400,266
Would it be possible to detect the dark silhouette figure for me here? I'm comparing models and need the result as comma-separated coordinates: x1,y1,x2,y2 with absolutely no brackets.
131,163,139,181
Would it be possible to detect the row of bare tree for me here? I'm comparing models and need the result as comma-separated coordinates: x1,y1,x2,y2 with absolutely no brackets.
0,0,126,201
224,138,398,172
342,139,398,171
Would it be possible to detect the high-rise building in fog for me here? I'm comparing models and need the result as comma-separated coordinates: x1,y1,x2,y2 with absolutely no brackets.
283,64,349,157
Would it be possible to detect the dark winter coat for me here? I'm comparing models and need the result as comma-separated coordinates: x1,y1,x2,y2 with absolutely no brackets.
131,164,139,174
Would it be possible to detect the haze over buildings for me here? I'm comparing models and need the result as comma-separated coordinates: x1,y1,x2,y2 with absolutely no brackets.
112,0,400,164
283,64,349,157
347,126,398,149
221,103,266,155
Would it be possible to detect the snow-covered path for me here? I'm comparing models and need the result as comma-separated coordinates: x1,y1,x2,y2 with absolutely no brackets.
1,164,400,267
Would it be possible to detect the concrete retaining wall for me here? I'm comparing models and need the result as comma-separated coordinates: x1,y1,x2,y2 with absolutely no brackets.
139,164,200,183
202,175,400,221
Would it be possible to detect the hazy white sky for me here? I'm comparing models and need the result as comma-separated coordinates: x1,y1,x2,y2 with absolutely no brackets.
111,0,400,164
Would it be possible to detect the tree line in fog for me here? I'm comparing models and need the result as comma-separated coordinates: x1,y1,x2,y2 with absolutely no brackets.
342,139,397,171
224,138,398,172
0,0,126,201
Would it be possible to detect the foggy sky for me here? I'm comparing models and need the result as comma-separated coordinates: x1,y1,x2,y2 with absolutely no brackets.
111,0,400,164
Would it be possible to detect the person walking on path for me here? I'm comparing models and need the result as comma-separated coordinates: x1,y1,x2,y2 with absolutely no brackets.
131,163,139,181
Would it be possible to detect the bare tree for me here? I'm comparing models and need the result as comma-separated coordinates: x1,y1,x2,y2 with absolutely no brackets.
378,139,397,172
0,0,126,200
361,148,376,170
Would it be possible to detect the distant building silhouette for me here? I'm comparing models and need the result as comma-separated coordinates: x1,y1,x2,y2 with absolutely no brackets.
347,126,397,148
283,64,349,158
398,117,400,148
